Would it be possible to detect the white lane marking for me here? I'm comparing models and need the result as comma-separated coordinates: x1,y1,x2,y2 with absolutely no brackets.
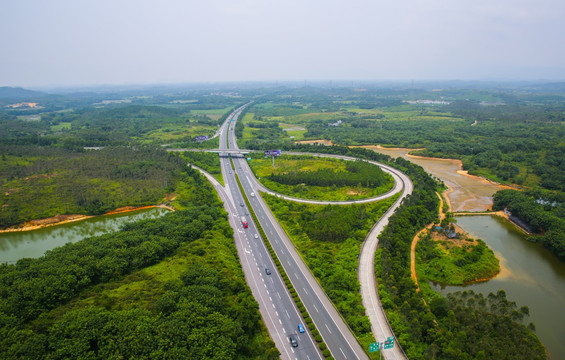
283,327,286,333
279,319,282,324
325,324,332,334
277,292,281,299
285,309,290,318
340,347,347,359
313,304,319,313
244,248,251,254
294,272,299,279
275,311,279,317
303,287,308,295
287,260,291,266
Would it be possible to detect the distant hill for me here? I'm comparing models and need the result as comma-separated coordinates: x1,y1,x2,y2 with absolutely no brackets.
0,87,46,99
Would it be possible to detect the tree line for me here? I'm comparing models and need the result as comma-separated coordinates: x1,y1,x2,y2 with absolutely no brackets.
493,189,565,261
0,145,185,228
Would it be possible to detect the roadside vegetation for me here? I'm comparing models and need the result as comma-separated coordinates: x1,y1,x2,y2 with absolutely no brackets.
248,154,393,201
179,151,223,185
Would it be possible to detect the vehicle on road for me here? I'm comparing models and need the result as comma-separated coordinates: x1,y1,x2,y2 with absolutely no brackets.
240,202,244,207
298,324,305,333
289,335,298,347
241,216,248,228
251,192,255,197
254,233,259,239
265,268,271,275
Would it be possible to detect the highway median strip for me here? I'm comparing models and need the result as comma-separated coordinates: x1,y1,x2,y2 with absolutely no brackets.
234,171,335,360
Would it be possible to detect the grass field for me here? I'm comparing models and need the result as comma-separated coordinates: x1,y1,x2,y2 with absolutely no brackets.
248,155,394,201
190,106,233,121
50,122,72,131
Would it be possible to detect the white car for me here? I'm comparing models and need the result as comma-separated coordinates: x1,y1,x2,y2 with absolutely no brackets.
254,234,259,239
250,192,255,197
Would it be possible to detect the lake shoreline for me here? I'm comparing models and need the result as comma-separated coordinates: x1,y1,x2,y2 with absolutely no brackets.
0,204,175,234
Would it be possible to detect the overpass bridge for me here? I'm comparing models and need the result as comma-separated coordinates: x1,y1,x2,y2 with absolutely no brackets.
166,148,258,157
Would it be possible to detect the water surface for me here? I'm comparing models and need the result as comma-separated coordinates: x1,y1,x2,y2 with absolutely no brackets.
433,216,565,359
0,207,170,263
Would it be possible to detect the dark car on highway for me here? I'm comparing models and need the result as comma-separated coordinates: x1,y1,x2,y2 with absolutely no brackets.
289,335,298,347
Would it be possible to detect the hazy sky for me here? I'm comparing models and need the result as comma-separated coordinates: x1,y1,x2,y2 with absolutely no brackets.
2,0,565,87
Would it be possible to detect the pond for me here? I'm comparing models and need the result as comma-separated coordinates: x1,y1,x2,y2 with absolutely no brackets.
0,207,170,263
433,216,565,359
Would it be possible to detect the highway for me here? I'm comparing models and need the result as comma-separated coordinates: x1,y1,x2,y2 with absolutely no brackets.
206,104,412,359
218,104,323,360
220,105,369,360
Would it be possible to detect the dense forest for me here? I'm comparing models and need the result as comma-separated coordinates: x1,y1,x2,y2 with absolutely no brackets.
0,146,185,228
0,167,278,359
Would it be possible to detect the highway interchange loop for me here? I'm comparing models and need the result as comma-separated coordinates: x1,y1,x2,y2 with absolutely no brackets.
190,105,412,360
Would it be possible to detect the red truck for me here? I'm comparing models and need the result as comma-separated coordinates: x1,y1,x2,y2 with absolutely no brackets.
241,216,248,228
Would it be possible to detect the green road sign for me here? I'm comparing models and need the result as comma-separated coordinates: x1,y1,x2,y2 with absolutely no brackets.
369,342,380,352
384,337,394,349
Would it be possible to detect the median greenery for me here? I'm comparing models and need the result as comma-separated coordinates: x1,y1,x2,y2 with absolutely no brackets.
234,173,333,359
